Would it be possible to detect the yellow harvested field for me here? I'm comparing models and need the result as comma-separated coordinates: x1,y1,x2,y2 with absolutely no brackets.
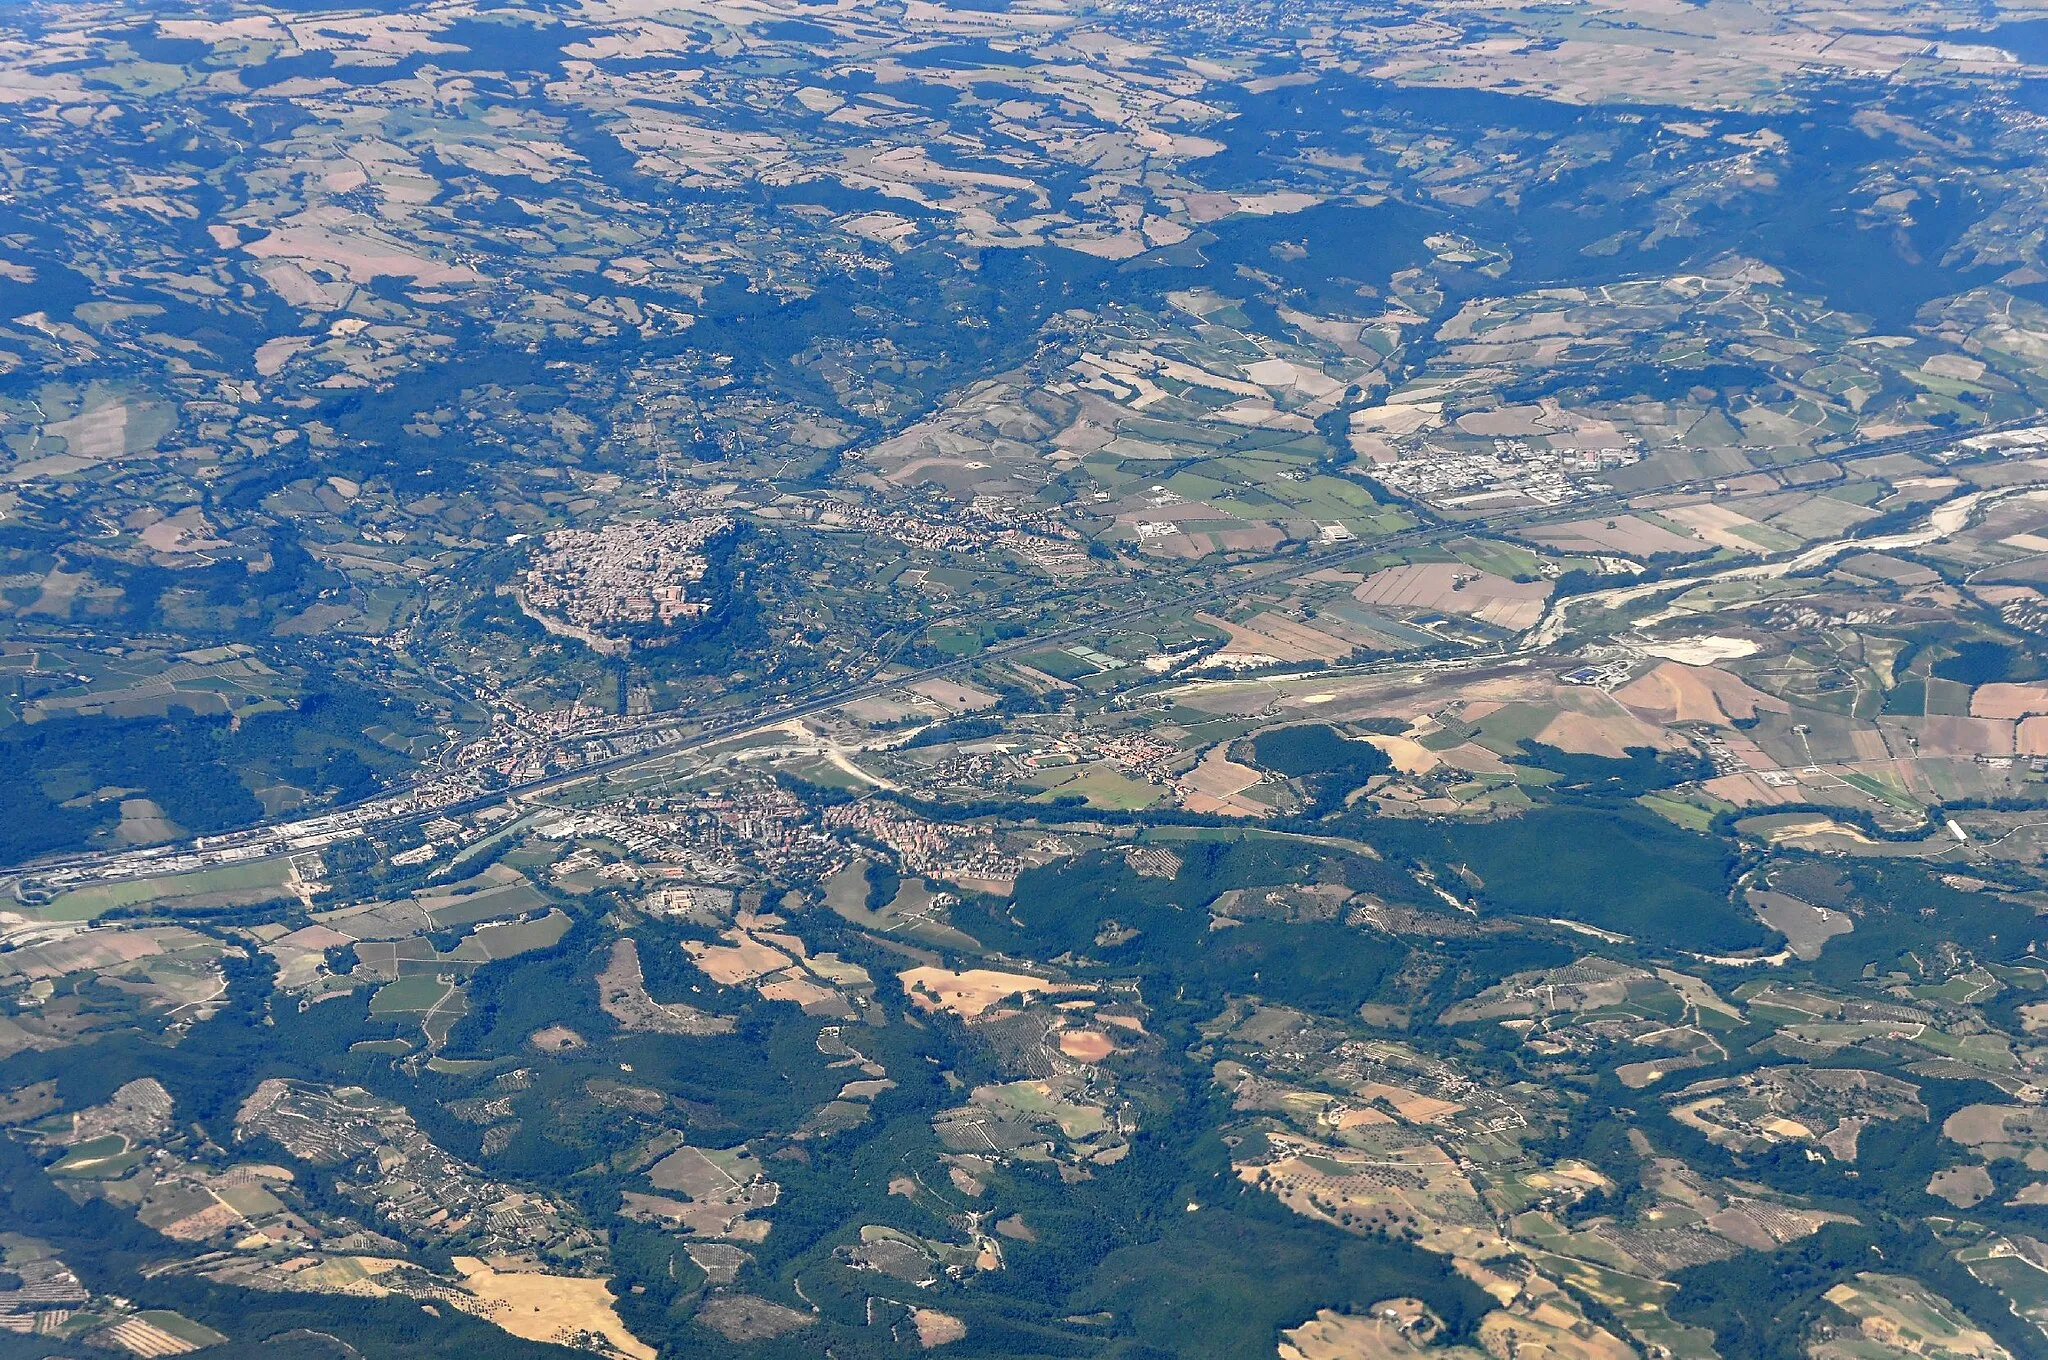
1364,734,1439,775
1615,662,1790,727
1454,1259,1524,1306
1354,1081,1463,1124
285,1256,406,1294
757,975,844,1011
1701,773,1795,806
1178,744,1272,817
1522,514,1702,559
1278,1308,1435,1360
1907,716,2015,757
899,966,1081,1018
1058,1029,1115,1062
1195,610,1354,663
1659,502,1775,552
97,1317,210,1358
453,1259,655,1360
908,676,999,713
1478,1305,1635,1360
2020,716,2048,757
1534,708,1678,759
1352,563,1550,631
684,930,795,985
1970,682,2048,719
1616,1061,1678,1089
755,927,808,958
1537,1162,1617,1193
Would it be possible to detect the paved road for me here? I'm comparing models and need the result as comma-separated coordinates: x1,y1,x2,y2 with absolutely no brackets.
7,418,2018,883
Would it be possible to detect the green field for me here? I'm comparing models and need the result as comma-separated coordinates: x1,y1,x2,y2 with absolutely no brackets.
422,989,470,1048
425,881,548,928
49,1134,142,1179
1959,1247,2048,1322
134,1311,229,1346
446,811,548,870
1638,793,1716,831
1029,765,1162,811
39,858,296,922
426,1056,497,1076
1449,537,1543,579
469,909,573,959
1834,771,1918,811
1019,648,1099,681
349,1038,412,1055
369,973,457,1014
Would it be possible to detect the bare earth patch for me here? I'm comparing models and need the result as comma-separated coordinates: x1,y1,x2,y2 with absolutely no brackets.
1614,661,1788,727
1352,562,1550,632
1750,891,1853,961
684,930,794,985
452,1258,654,1360
528,1025,584,1053
1970,682,2048,719
1928,1164,1993,1208
898,966,1085,1019
599,939,735,1036
695,1293,814,1342
1058,1029,1114,1062
911,1308,967,1348
1178,743,1273,817
1279,1301,1452,1360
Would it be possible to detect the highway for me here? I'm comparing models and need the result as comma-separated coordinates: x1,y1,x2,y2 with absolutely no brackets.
5,417,2024,888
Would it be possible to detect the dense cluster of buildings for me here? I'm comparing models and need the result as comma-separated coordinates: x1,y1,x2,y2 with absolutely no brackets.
822,801,1024,888
916,728,1181,797
521,515,734,635
784,492,1082,572
537,781,846,882
1370,438,1642,510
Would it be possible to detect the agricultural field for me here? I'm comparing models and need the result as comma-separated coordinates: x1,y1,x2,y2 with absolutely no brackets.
3,0,2048,1356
